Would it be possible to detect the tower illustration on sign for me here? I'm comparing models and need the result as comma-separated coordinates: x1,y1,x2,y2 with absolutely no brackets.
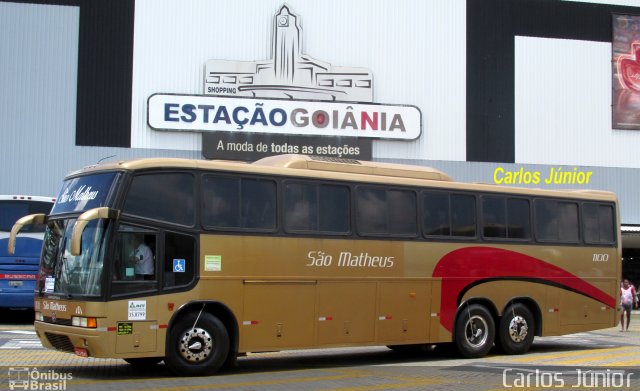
204,4,373,102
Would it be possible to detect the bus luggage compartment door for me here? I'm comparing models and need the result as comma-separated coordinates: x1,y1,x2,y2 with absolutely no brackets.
242,281,316,350
558,280,614,326
316,282,376,345
115,321,157,353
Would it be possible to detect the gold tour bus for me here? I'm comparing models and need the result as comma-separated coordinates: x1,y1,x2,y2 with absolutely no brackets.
8,155,620,376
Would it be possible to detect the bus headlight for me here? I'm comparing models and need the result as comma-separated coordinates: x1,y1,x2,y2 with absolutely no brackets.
34,312,44,322
71,316,97,328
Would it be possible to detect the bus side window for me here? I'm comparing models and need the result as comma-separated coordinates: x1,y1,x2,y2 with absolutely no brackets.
202,175,276,231
482,196,507,238
163,232,196,288
583,203,614,244
451,194,476,237
357,188,388,235
284,183,317,231
535,200,579,242
202,175,239,228
242,179,276,230
319,185,350,233
123,173,195,227
423,192,450,236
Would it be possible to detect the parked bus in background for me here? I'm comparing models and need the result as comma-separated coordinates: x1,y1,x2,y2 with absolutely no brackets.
8,155,620,375
0,195,55,310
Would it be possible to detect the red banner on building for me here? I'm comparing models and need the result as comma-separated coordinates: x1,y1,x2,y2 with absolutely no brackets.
613,14,640,130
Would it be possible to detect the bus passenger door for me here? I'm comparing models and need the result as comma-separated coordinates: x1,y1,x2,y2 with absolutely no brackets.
111,225,160,354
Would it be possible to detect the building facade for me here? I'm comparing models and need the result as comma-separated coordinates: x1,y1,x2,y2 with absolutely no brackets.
2,0,640,276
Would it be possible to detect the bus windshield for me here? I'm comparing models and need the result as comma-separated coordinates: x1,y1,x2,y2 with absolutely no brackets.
38,218,111,297
51,172,119,215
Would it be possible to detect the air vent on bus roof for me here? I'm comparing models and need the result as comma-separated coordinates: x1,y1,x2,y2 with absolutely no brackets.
309,155,361,165
253,154,453,181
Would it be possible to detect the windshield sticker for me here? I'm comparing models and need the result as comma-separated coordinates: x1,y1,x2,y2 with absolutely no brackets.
204,255,222,272
58,185,99,204
173,259,186,273
44,277,55,293
128,300,146,320
125,267,134,278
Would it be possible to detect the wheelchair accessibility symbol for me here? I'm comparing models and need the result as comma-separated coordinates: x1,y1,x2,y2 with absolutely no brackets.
173,259,186,273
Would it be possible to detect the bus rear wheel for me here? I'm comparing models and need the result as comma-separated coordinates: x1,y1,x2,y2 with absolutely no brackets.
165,311,229,376
497,303,535,355
454,304,495,358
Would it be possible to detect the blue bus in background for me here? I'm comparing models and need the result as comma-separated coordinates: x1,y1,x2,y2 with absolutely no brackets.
0,196,55,309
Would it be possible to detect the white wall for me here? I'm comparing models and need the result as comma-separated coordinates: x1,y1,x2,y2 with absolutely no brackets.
514,37,633,167
0,2,79,197
3,0,640,223
131,0,468,161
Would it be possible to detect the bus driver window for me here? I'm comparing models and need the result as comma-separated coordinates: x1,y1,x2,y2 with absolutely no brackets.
112,228,156,283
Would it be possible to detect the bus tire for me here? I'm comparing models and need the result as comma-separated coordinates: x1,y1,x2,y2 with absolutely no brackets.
497,303,535,355
165,312,230,376
454,304,495,358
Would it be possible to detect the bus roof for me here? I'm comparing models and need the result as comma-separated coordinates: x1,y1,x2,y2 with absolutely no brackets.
67,155,617,202
0,195,56,202
69,155,452,181
253,155,454,181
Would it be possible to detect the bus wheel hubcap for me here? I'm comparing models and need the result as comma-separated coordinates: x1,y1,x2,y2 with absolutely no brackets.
464,315,488,347
508,316,528,343
179,328,213,363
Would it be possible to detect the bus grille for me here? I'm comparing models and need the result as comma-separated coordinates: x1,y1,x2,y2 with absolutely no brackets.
44,333,74,353
43,316,72,326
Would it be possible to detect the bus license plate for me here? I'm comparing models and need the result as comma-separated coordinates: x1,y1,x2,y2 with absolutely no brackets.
74,347,89,357
9,281,23,287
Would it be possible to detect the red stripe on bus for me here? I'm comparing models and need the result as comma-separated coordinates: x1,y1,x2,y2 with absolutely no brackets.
0,274,37,280
432,247,616,332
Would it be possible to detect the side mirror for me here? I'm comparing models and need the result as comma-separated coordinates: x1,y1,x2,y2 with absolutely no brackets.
8,214,47,255
71,207,120,256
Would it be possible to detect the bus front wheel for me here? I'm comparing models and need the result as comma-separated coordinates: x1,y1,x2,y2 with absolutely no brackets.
496,303,535,355
454,304,495,358
165,311,230,376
